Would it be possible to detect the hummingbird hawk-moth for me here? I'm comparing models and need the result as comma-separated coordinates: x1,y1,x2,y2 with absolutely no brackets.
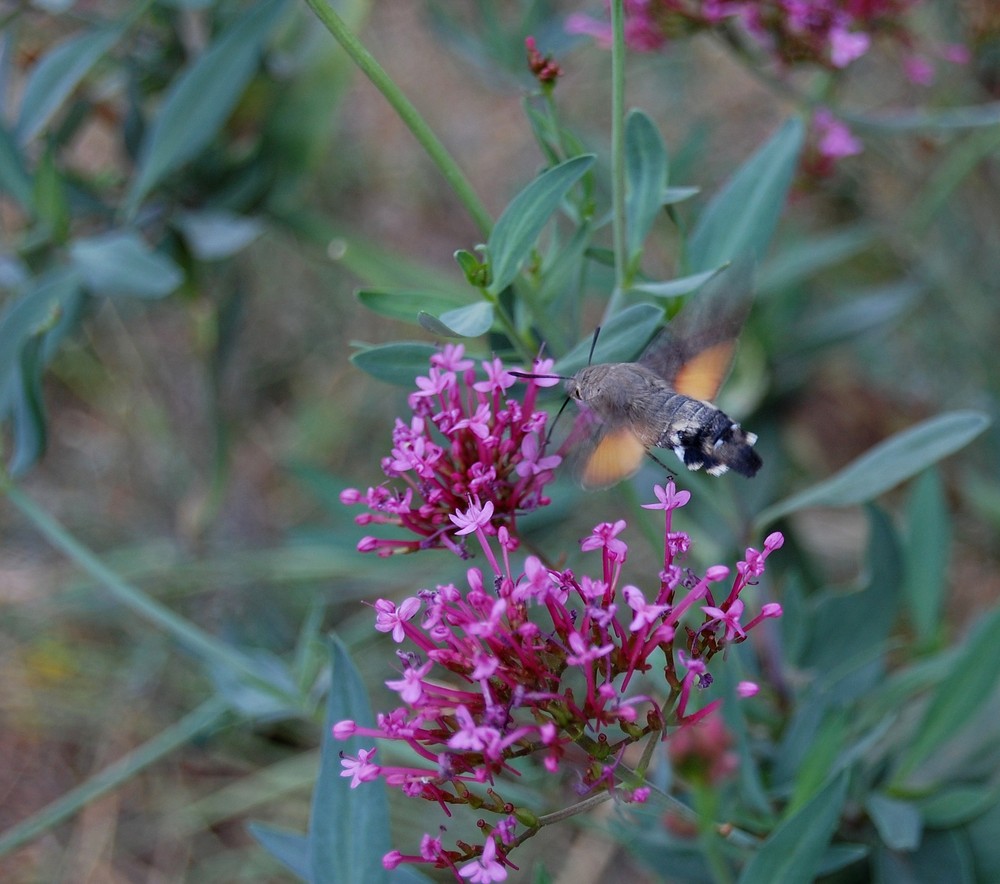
523,260,762,489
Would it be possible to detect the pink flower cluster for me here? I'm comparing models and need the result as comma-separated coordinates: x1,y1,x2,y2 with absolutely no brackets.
335,480,783,879
340,346,561,557
567,1,964,76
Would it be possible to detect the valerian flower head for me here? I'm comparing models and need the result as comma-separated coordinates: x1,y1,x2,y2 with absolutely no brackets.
334,480,783,872
341,346,561,557
566,1,967,175
567,1,954,75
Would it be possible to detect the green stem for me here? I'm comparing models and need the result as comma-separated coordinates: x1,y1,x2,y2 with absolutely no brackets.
602,0,628,324
0,696,230,856
2,482,292,697
302,0,493,238
486,290,537,363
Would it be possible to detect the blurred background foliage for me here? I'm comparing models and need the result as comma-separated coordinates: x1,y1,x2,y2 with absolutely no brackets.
2,0,1000,880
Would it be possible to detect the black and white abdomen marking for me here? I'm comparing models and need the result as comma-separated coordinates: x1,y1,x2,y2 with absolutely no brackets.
650,392,761,477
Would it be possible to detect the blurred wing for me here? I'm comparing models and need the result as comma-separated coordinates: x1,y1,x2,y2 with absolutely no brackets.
578,426,646,490
672,340,739,401
639,256,754,401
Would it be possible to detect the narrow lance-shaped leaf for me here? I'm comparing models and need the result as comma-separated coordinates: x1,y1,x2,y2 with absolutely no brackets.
0,122,36,212
0,268,81,398
125,0,289,215
688,117,805,272
16,26,123,145
903,468,950,647
417,301,494,338
486,154,595,295
308,637,390,884
356,289,468,325
865,793,922,851
630,265,727,300
248,825,311,881
894,606,1000,783
70,229,183,299
738,772,849,884
351,342,438,386
624,109,668,272
6,336,48,477
554,302,663,375
756,411,991,528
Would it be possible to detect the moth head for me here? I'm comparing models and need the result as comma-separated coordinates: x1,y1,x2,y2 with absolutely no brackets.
566,365,602,402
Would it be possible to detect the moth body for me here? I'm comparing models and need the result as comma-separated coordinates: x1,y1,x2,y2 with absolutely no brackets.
567,362,761,480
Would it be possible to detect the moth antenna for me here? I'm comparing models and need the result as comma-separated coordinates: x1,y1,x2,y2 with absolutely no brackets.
509,371,572,381
587,326,601,365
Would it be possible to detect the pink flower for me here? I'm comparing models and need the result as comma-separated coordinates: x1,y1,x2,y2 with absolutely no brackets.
373,597,421,642
338,482,783,871
342,350,559,557
814,109,863,160
581,519,629,561
459,837,507,882
340,747,380,788
450,496,496,536
473,358,516,394
385,661,433,705
829,26,871,67
623,584,668,631
642,480,691,511
701,598,747,642
903,53,935,85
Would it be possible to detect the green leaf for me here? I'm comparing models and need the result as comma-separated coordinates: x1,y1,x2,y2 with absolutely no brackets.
966,796,1000,879
918,785,1000,828
70,230,183,298
759,224,876,291
624,109,668,268
248,823,311,880
454,249,485,286
874,830,975,884
350,342,437,386
756,411,991,527
34,148,70,240
850,101,1000,131
903,469,950,647
208,649,300,718
787,711,847,813
688,117,805,272
801,505,901,678
309,637,389,884
174,209,263,260
738,772,849,884
663,186,699,205
417,301,494,338
0,122,35,212
630,265,727,299
16,26,122,145
792,282,917,351
125,0,289,215
818,844,870,876
553,302,663,375
867,793,922,851
6,336,48,476
356,289,467,325
0,268,80,399
895,606,1000,782
486,154,595,295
